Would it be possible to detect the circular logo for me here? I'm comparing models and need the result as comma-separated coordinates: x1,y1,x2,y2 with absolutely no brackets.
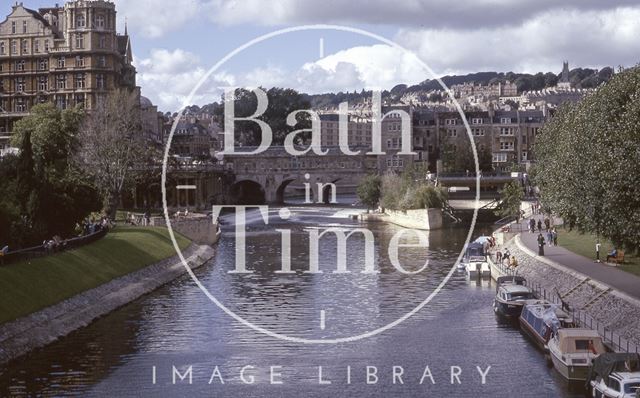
161,25,481,344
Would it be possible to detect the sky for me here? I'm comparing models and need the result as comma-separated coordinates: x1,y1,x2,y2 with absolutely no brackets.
13,0,640,112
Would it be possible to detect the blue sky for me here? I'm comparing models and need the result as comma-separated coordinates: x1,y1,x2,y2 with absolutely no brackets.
13,1,640,111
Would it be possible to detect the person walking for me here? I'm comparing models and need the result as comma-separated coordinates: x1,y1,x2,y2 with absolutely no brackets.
496,250,502,264
537,219,542,233
544,218,550,232
529,218,536,233
547,230,553,246
552,228,558,246
595,242,601,263
537,233,545,256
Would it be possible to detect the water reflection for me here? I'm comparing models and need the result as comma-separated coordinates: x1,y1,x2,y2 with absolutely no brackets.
0,205,584,397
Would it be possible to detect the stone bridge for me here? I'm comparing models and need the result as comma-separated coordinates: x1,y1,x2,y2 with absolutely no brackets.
224,146,379,204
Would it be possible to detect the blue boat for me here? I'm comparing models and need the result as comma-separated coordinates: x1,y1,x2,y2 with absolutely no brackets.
519,300,575,351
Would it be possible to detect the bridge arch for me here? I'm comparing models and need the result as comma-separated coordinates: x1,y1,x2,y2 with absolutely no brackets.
230,179,266,205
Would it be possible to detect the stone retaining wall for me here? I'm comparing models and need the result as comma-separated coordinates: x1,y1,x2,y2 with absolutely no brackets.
0,244,216,365
383,209,444,230
495,235,640,351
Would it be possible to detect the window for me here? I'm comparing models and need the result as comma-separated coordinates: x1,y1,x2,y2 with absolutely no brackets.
500,117,512,124
76,14,86,28
21,39,28,54
499,141,514,151
57,57,65,68
11,21,16,34
471,118,483,125
493,153,507,163
16,77,25,92
16,60,25,71
76,56,84,67
75,73,85,88
98,35,106,49
472,128,484,136
98,55,106,67
605,377,620,392
11,40,17,54
428,145,433,153
56,74,66,89
96,73,105,89
16,98,27,112
0,42,4,55
23,20,27,33
96,15,105,28
55,95,66,109
522,150,528,161
445,119,457,125
38,76,48,91
447,129,457,137
34,40,39,53
75,34,84,49
75,94,85,107
44,40,49,52
500,127,514,136
39,59,48,70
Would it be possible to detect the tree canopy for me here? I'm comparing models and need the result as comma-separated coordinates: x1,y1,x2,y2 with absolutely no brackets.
534,66,640,250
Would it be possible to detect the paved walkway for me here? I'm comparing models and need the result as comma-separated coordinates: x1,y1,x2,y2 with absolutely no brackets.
513,214,640,301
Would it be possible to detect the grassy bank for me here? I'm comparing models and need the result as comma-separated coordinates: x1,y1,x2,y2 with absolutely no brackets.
558,229,640,276
0,226,190,325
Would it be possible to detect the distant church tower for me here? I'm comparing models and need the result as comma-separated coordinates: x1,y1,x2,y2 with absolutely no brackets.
557,61,571,90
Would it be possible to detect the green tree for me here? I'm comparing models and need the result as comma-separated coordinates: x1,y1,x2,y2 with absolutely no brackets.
215,87,312,146
534,66,640,251
356,175,381,210
495,181,524,221
9,104,101,245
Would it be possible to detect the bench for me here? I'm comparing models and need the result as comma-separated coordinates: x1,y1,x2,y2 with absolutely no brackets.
608,251,625,264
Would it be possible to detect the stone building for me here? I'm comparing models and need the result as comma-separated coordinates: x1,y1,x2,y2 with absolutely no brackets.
0,1,136,152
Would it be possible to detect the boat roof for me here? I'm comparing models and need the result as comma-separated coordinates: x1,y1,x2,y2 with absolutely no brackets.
497,275,526,285
501,284,532,294
557,328,601,339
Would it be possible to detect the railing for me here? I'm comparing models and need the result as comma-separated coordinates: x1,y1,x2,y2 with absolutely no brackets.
525,281,639,354
0,227,108,266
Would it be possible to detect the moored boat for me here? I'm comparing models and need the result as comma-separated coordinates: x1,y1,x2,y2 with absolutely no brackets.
587,353,640,398
493,276,536,317
548,328,606,381
519,300,575,351
462,242,491,278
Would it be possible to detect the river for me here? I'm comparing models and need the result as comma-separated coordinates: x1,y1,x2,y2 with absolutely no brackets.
0,203,586,397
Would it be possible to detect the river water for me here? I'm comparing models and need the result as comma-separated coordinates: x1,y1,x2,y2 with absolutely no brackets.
0,204,586,397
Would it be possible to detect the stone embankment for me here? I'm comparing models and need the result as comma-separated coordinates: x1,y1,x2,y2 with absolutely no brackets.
0,244,216,365
493,235,640,352
359,208,443,230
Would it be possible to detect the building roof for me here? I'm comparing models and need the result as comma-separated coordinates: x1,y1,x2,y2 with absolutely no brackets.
140,96,153,108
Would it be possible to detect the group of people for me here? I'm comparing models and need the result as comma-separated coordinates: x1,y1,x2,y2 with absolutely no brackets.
495,247,519,269
42,235,65,253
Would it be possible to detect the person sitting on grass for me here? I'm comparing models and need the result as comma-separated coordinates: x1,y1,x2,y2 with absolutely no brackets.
606,248,618,262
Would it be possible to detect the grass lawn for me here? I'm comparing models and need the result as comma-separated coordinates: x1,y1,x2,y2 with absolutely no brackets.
0,226,190,325
558,229,640,277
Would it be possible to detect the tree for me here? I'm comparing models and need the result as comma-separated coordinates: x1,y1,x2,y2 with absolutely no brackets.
214,87,312,146
356,175,381,210
534,66,640,251
9,104,100,245
77,89,144,218
495,181,524,221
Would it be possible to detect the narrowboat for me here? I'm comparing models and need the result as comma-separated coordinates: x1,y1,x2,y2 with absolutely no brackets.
519,300,575,351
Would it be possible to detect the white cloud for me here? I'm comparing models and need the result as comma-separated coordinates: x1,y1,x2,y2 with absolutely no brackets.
113,0,204,38
395,7,640,75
